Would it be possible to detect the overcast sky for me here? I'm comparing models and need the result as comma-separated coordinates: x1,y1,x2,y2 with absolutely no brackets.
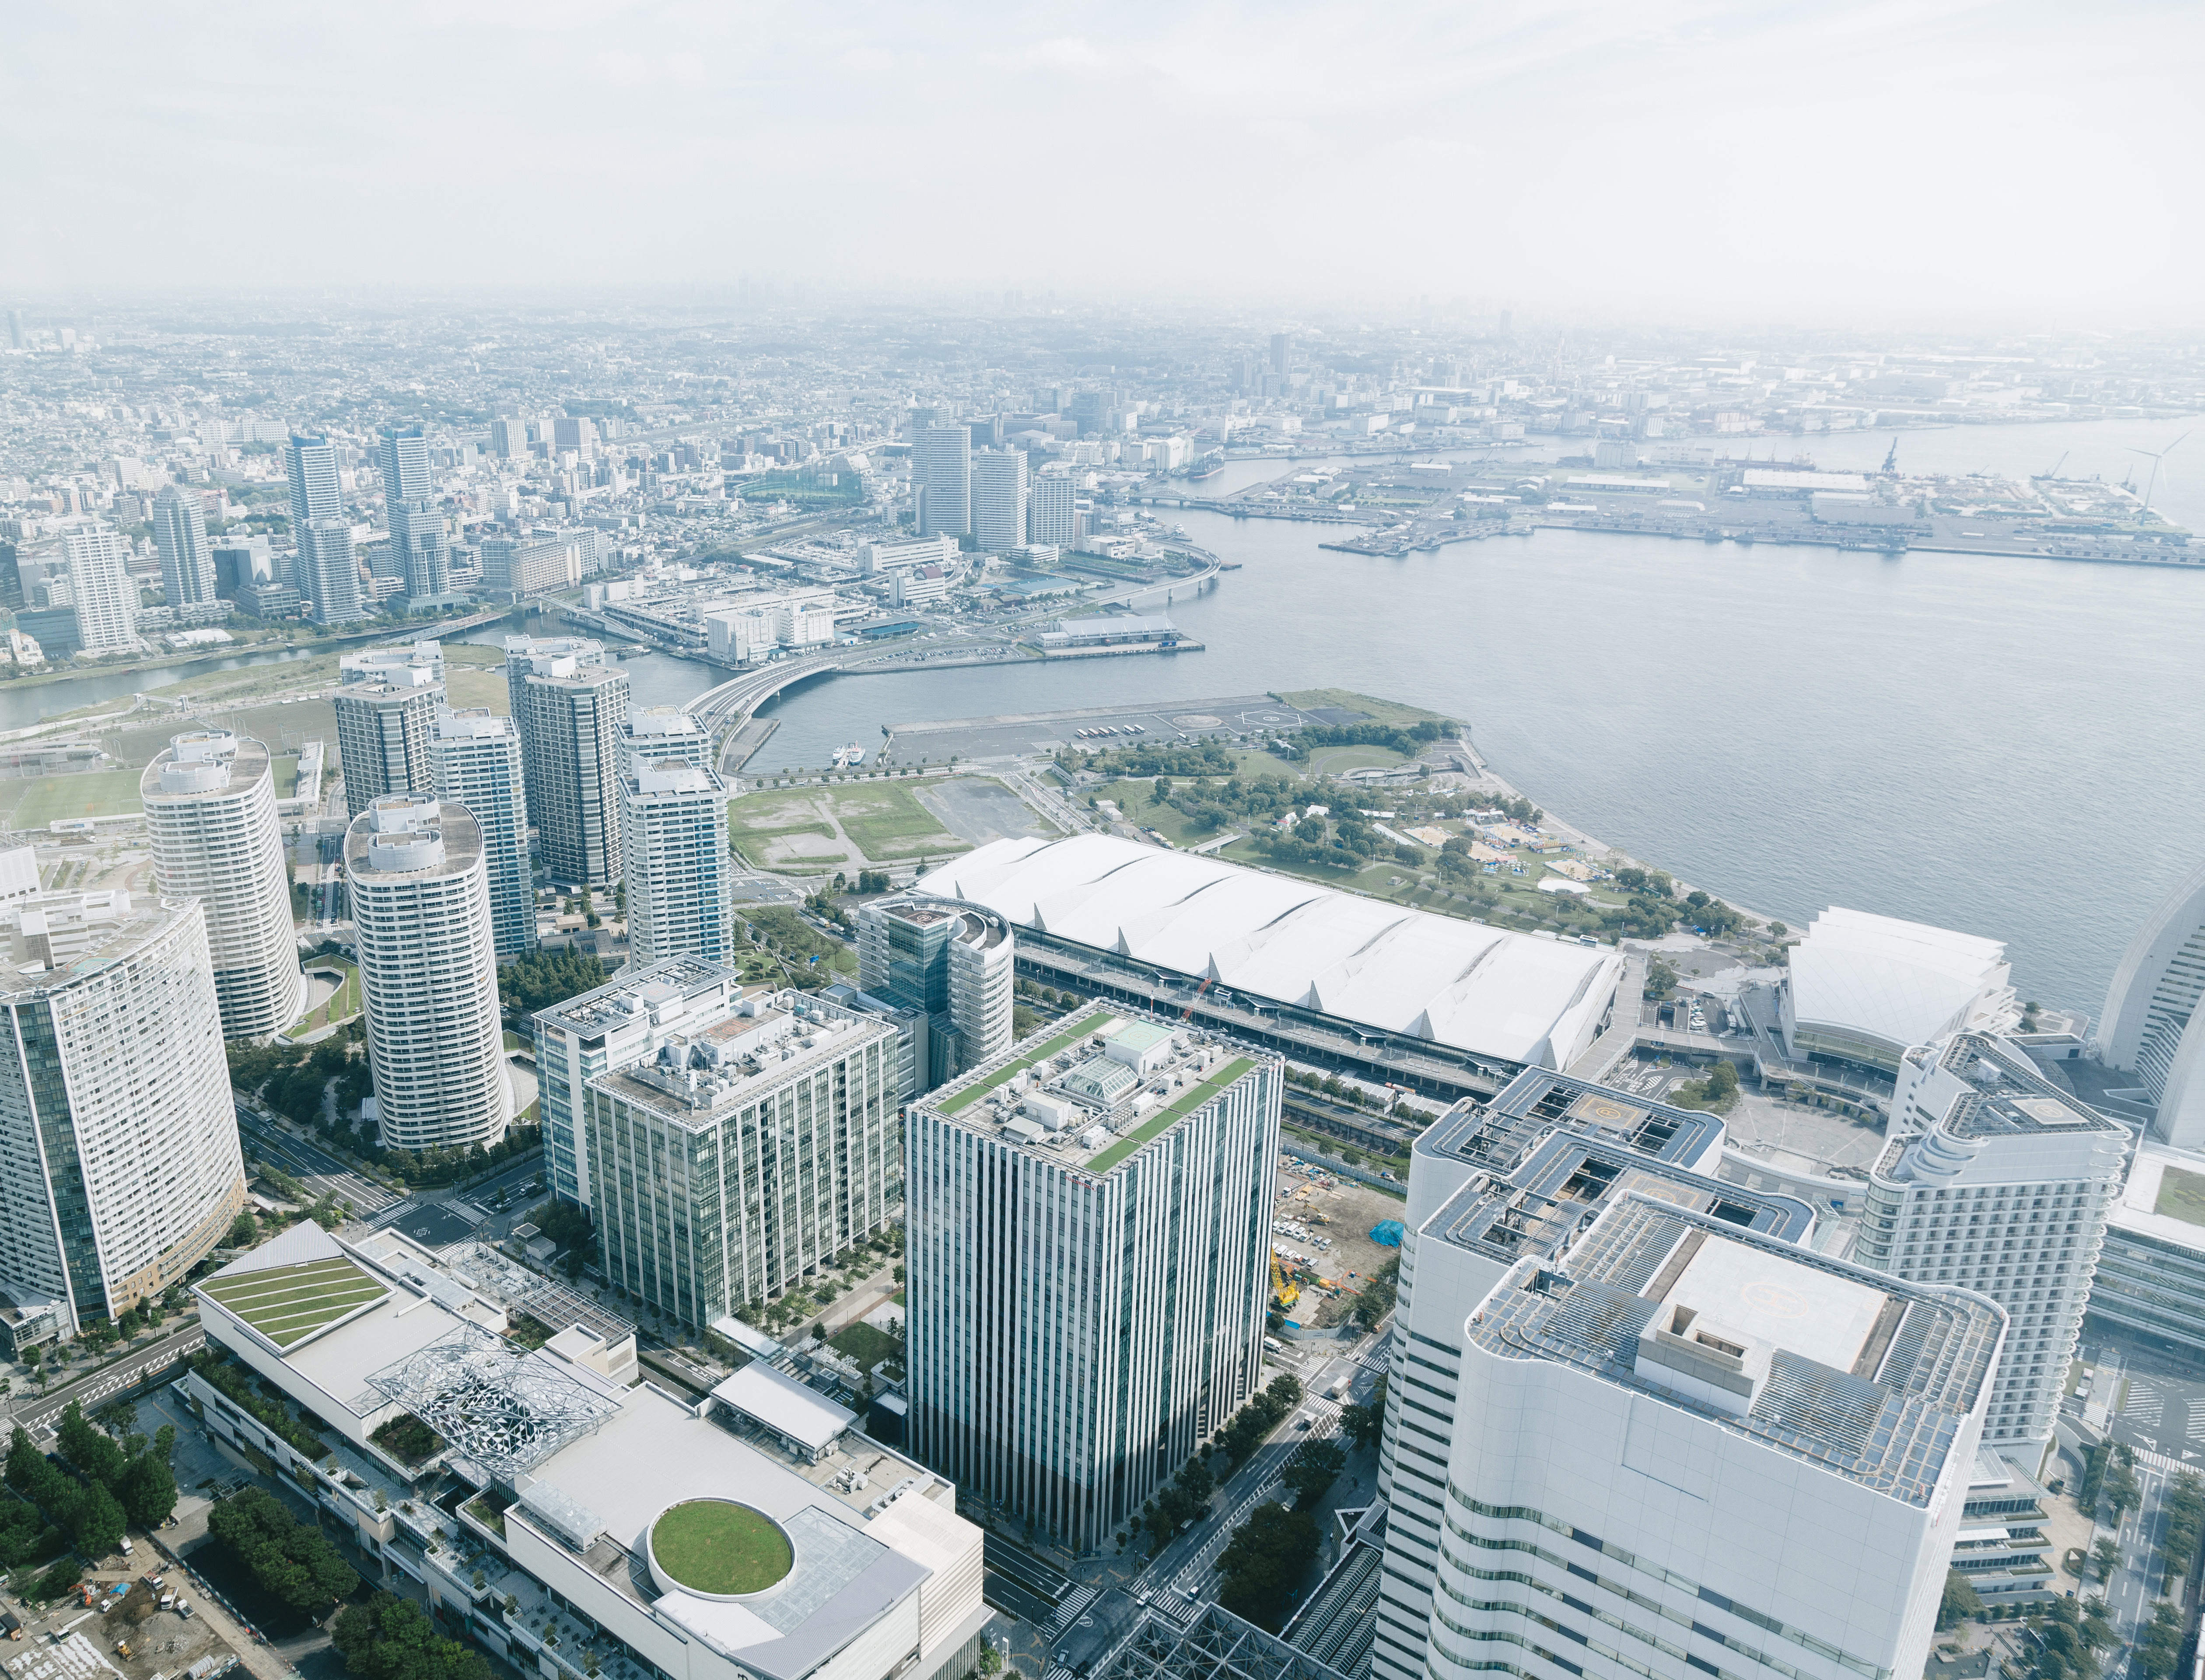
3,0,2197,322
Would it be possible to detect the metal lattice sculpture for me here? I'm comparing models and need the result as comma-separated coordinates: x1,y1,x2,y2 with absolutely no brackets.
364,1323,623,1478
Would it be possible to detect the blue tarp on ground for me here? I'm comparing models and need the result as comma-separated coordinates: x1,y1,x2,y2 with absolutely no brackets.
1369,1220,1406,1246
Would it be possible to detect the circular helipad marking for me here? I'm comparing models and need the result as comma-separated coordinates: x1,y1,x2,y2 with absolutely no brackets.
1740,1280,1810,1318
1172,714,1224,729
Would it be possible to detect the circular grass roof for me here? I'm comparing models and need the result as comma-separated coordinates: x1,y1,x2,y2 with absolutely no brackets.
649,1499,794,1597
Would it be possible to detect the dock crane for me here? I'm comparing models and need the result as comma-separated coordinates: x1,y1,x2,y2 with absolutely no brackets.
2035,452,2068,481
1880,437,1899,475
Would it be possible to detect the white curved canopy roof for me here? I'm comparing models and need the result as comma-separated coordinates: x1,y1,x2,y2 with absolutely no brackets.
929,835,1623,1069
1786,906,2017,1051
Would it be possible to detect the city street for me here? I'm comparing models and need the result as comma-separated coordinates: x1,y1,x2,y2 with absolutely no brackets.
235,1106,399,1214
5,1320,206,1435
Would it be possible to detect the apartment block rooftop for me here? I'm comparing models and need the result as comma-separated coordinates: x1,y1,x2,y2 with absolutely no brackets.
1418,1067,1725,1180
589,990,892,1128
536,956,747,1039
920,1004,1267,1177
1468,1198,2004,1505
0,888,193,988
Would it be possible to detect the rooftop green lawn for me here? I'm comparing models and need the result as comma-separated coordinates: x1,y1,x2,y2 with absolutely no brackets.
202,1256,388,1348
937,1014,1117,1114
1086,1057,1256,1176
830,1321,902,1374
2156,1166,2205,1228
651,1501,794,1595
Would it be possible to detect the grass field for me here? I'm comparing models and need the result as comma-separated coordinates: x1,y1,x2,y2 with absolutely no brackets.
200,1256,388,1349
1089,1057,1255,1175
0,770,144,829
2157,1167,2205,1227
271,756,301,798
830,1321,902,1375
650,1501,793,1595
1300,743,1410,777
727,783,965,869
444,667,509,714
1277,688,1456,728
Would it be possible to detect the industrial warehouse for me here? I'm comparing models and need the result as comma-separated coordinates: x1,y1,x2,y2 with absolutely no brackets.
928,834,1625,1096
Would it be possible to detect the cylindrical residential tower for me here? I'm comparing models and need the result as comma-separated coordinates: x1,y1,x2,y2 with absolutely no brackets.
345,794,511,1153
140,731,306,1039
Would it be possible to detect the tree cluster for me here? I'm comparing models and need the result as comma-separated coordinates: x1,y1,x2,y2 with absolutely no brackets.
2135,1599,2182,1680
2158,1470,2204,1593
1351,1258,1401,1332
1076,741,1239,780
4,1404,175,1561
206,1486,360,1614
1667,1060,1740,1113
332,1594,492,1680
499,949,612,1018
1141,1456,1215,1550
1215,1502,1320,1631
1338,1374,1388,1452
0,1486,67,1571
1217,1374,1305,1466
1281,1437,1345,1509
190,1350,329,1459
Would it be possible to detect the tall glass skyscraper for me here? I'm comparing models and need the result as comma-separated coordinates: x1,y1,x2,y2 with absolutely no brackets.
913,424,972,540
151,484,218,608
379,425,450,599
288,434,365,624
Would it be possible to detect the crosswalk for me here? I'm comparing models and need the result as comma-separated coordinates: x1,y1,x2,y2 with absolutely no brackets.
1044,1585,1099,1640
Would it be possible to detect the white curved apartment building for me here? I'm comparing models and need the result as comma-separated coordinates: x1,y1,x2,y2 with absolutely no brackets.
0,890,245,1330
346,794,511,1153
140,731,306,1039
2099,856,2205,1148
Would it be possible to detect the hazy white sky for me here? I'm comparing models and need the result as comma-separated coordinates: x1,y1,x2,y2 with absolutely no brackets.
3,0,2198,320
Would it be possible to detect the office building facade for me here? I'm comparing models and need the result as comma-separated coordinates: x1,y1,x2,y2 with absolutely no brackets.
2090,1139,2205,1362
139,732,306,1040
914,425,972,540
1029,472,1078,548
856,897,1015,1093
907,1008,1281,1551
300,515,367,625
584,990,900,1327
382,420,452,600
621,761,735,968
430,708,535,957
0,891,245,1330
1855,1032,2123,1451
346,795,511,1152
508,639,630,888
152,483,219,608
972,448,1028,553
535,959,746,1208
62,526,137,652
334,677,444,818
2097,854,2205,1148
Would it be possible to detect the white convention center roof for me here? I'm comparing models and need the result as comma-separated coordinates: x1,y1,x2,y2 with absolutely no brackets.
931,835,1623,1069
1787,906,2017,1051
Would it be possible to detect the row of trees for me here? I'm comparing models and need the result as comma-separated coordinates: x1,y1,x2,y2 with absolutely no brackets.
1216,1375,1306,1466
206,1486,359,1614
499,948,611,1018
333,1592,492,1680
4,1404,175,1562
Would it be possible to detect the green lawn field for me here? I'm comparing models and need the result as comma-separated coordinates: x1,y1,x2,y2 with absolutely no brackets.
0,770,144,829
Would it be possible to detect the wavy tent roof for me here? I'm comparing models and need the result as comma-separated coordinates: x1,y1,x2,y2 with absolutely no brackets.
1787,906,2018,1051
930,835,1623,1069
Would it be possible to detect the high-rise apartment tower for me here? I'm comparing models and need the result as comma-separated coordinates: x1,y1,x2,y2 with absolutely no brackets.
139,732,306,1039
430,707,536,957
151,483,218,608
0,891,245,1330
346,795,511,1152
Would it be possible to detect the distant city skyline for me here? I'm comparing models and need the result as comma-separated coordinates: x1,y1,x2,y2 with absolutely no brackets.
0,2,2194,318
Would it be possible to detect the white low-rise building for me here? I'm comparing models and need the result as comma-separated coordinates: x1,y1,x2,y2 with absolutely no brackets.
189,1223,988,1680
1781,907,2019,1076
